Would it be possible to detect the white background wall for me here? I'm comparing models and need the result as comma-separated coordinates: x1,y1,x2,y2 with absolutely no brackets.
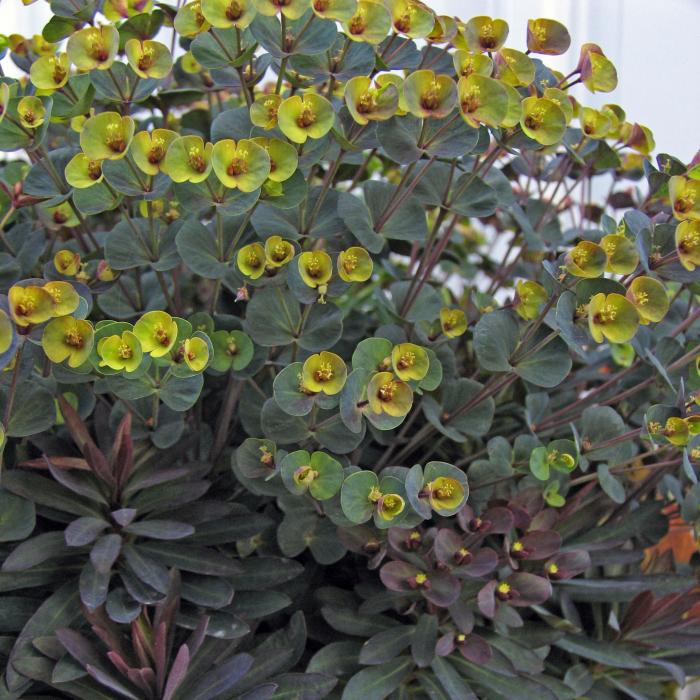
1,0,699,161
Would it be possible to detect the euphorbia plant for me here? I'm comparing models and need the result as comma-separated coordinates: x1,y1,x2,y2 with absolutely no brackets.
0,1,698,699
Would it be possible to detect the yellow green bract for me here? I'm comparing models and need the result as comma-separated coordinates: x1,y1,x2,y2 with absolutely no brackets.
461,15,509,52
133,310,178,357
277,94,335,144
9,285,54,327
80,113,135,161
132,129,178,176
676,220,700,270
403,70,457,120
588,292,640,344
298,251,333,288
250,137,298,182
626,277,669,324
367,371,413,416
345,76,399,125
565,241,607,278
67,25,119,71
337,247,373,282
527,18,570,55
17,96,45,129
162,135,213,183
44,281,80,317
211,139,271,191
238,243,266,279
30,53,69,90
65,154,103,189
343,1,392,44
389,0,434,38
377,493,405,520
202,0,257,28
391,343,429,381
514,280,547,321
440,308,467,338
520,97,566,146
670,176,700,221
265,236,295,268
98,331,143,373
458,74,507,128
302,351,347,395
601,233,639,274
125,39,173,79
42,316,94,368
174,1,210,36
427,477,465,511
182,337,210,372
54,250,81,277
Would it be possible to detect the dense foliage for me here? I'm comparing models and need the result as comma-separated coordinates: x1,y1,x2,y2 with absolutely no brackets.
0,1,698,698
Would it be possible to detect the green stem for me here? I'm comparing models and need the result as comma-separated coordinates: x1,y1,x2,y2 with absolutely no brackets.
2,342,24,429
211,373,243,460
107,67,128,103
0,206,17,255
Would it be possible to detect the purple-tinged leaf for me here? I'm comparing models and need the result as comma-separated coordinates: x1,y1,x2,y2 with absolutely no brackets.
48,460,109,505
154,569,182,637
477,580,497,618
65,517,110,547
447,600,475,634
20,456,90,470
106,650,133,679
1,470,102,518
234,683,277,700
56,628,103,670
430,656,478,700
154,621,167,694
126,666,156,696
511,530,562,561
112,509,138,527
123,520,195,540
2,532,68,572
457,634,491,664
423,572,460,608
186,615,209,657
134,542,242,576
379,560,420,593
546,550,591,580
84,441,117,490
436,633,455,657
460,505,514,535
119,566,167,605
162,644,190,700
359,626,414,665
122,545,170,593
340,656,413,700
90,534,122,574
411,614,437,668
456,548,498,578
122,467,196,498
56,394,96,454
269,673,337,699
106,588,141,624
5,582,81,692
130,620,153,670
434,529,463,565
86,663,142,700
80,561,111,610
111,412,134,490
507,573,552,607
187,653,254,700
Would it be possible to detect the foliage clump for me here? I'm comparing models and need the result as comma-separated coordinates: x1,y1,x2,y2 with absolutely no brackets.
0,1,698,699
